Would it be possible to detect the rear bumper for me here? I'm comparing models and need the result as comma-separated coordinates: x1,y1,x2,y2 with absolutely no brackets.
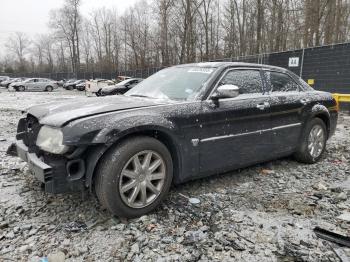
9,140,85,194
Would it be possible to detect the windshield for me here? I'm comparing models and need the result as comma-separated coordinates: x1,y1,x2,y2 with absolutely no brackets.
125,67,215,101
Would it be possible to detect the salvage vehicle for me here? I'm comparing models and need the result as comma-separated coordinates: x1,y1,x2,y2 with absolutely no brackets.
8,62,338,218
11,78,58,92
100,78,143,96
86,79,115,96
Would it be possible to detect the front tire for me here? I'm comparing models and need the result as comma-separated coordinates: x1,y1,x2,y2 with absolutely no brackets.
294,118,327,164
95,136,173,218
17,86,25,92
46,86,53,92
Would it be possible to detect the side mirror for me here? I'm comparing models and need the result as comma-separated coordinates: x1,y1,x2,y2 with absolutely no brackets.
212,84,240,101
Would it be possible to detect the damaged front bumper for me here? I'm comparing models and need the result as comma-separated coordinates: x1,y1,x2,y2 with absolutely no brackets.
7,140,85,194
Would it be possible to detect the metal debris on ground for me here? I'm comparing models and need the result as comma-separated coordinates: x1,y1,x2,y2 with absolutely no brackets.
63,221,87,233
314,227,350,247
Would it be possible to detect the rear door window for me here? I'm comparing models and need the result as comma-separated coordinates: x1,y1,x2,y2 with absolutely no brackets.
219,69,263,94
265,71,300,92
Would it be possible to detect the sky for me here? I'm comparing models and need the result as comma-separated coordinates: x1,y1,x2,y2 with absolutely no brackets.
0,0,138,56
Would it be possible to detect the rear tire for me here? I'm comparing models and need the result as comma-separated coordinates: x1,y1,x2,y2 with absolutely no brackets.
94,136,173,218
95,90,102,96
17,86,25,92
294,118,327,164
46,86,53,92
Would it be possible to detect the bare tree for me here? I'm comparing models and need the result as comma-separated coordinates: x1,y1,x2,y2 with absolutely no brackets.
3,0,350,75
6,32,31,72
155,0,174,66
49,0,81,73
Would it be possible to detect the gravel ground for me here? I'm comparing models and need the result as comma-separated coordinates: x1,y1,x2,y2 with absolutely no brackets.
0,88,350,261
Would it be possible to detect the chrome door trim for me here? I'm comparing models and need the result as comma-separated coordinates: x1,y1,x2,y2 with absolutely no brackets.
200,122,301,143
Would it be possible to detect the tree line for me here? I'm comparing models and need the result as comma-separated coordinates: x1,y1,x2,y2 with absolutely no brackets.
1,0,350,75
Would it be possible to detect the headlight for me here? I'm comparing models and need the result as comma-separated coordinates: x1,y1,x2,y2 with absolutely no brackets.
36,126,69,154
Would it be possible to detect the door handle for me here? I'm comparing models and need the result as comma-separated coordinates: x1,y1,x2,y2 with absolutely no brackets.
300,98,310,105
256,102,270,110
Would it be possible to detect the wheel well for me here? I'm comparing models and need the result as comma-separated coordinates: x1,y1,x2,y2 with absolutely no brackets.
89,130,180,189
314,114,330,137
117,131,180,179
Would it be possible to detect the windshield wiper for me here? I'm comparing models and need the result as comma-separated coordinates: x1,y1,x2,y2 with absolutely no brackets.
128,94,154,99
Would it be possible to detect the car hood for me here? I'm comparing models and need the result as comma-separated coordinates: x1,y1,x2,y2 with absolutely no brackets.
27,95,168,127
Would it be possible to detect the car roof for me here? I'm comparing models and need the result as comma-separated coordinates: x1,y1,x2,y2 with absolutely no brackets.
175,62,287,72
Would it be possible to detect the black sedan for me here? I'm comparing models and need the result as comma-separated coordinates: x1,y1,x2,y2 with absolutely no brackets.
75,81,86,91
63,79,84,90
8,62,338,218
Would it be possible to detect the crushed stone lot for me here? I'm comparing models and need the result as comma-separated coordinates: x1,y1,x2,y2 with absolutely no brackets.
0,88,350,261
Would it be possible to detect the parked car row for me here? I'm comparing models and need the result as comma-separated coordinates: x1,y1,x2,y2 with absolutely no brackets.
0,77,59,92
0,77,27,88
0,75,142,95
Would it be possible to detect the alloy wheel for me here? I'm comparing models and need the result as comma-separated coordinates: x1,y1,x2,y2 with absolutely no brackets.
119,150,166,208
308,125,325,158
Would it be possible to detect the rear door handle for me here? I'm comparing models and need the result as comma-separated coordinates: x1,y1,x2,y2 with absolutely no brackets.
256,102,270,110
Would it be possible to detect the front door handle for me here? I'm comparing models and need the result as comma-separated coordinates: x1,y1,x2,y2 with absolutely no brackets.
300,98,310,105
256,102,270,110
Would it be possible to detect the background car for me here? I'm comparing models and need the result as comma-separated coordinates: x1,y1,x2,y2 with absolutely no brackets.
75,80,86,91
0,77,26,88
63,79,77,90
100,78,143,96
85,79,115,96
0,76,9,83
11,78,58,92
64,79,86,90
71,79,86,90
0,78,14,87
57,79,66,87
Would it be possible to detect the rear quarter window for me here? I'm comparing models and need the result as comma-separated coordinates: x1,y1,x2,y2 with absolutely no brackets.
265,71,300,92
